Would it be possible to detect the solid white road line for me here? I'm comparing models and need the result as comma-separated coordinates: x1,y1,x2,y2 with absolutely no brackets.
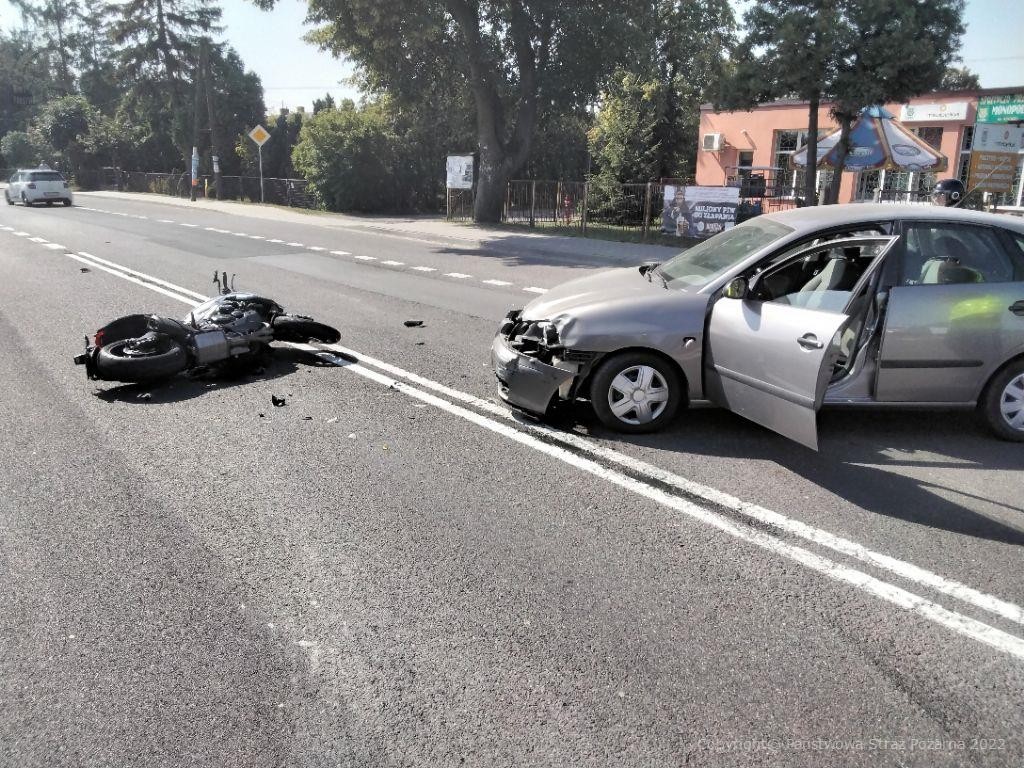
52,249,1024,660
325,340,1024,630
75,251,209,302
524,287,548,294
65,253,202,307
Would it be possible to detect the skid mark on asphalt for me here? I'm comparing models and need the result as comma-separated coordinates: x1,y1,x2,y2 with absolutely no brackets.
20,236,1024,663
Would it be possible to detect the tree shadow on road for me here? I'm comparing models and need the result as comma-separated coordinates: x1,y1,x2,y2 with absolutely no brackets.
92,346,335,405
562,404,1024,546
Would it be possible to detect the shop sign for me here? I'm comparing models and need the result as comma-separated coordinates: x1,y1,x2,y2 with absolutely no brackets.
967,151,1017,194
972,123,1023,153
899,102,967,122
976,95,1024,125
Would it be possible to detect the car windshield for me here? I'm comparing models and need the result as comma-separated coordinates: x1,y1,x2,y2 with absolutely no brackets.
29,171,64,182
657,217,794,288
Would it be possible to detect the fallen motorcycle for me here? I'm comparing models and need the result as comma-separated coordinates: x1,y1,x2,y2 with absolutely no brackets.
73,272,341,383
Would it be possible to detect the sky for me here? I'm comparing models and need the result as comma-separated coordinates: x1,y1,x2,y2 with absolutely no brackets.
0,0,1021,114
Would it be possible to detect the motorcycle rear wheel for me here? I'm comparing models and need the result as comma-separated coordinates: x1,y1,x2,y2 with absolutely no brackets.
272,316,341,344
96,338,188,382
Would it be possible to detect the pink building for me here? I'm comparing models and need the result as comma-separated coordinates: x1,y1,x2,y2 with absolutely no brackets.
696,86,1024,205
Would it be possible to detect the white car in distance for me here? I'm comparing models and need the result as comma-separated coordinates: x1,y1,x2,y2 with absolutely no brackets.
5,168,74,207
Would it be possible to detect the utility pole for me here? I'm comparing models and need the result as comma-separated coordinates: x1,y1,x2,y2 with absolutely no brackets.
201,38,223,200
190,46,203,202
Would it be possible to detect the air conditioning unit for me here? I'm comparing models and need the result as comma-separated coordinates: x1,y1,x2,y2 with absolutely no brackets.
701,133,724,151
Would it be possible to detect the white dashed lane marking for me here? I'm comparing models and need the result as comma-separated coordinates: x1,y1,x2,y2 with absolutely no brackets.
64,203,553,294
43,243,66,250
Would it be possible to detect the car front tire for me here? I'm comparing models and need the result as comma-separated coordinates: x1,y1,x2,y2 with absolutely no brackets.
980,359,1024,442
21,193,31,207
63,198,72,207
4,191,11,205
590,351,683,434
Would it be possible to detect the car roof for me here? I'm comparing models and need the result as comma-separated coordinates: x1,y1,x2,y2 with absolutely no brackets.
763,203,1024,235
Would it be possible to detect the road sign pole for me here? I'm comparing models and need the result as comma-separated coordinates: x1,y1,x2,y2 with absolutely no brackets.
258,145,264,204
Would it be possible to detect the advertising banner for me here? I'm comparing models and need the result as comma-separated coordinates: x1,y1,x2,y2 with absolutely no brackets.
662,185,740,238
971,97,1024,197
446,155,474,189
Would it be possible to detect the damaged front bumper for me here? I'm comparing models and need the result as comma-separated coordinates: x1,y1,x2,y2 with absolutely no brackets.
491,334,576,416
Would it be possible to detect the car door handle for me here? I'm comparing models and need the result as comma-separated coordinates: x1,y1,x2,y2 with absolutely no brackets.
1009,301,1024,316
797,333,824,350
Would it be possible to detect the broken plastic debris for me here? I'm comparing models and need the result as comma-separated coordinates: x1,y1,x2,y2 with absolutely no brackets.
326,417,339,424
136,392,151,401
79,267,90,273
403,320,424,327
302,416,313,420
271,395,286,407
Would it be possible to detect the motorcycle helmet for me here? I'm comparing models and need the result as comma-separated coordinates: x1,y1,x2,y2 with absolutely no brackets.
931,178,965,207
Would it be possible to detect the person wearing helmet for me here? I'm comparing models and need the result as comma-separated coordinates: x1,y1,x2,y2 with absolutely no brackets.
931,178,965,207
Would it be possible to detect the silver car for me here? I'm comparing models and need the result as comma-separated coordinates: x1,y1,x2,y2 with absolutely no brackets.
492,204,1024,448
5,168,74,207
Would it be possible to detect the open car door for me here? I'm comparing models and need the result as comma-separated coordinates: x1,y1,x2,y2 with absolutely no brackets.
705,235,898,450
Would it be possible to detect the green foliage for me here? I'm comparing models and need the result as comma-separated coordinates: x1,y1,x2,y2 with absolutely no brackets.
940,66,980,91
292,100,403,212
0,131,40,167
291,0,650,220
0,30,62,138
589,0,735,198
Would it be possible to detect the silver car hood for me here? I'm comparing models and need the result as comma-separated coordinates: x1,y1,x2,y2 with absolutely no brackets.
522,267,709,350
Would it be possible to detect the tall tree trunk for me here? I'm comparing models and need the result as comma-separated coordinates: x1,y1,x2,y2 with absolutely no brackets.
823,114,853,205
474,144,506,222
803,89,820,205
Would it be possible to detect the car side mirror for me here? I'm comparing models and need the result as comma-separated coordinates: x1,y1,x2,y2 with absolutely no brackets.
638,261,661,276
723,277,748,299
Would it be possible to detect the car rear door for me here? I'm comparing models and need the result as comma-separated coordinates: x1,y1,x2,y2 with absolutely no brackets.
706,236,898,450
875,221,1024,402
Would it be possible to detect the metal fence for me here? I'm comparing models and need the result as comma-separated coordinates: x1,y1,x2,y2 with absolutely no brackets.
72,169,321,209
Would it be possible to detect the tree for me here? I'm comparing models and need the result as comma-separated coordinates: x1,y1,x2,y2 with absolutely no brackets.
109,0,222,163
727,0,965,205
590,0,734,187
724,0,839,206
313,93,335,114
940,65,980,91
1,131,40,167
0,30,61,138
9,0,82,94
292,100,402,211
821,0,966,203
260,0,648,222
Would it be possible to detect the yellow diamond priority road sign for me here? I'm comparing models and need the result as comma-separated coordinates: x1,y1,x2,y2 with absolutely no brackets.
248,124,271,147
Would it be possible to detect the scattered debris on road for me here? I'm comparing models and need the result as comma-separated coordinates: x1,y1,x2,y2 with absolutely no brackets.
271,395,287,407
136,392,151,401
403,320,424,328
79,267,90,273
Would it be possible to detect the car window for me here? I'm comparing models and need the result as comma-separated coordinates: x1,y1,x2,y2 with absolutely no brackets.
658,217,794,288
751,240,885,313
900,223,1021,285
8,174,17,184
28,171,64,182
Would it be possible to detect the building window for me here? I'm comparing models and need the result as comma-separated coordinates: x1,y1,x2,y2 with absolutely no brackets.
771,129,830,199
914,126,944,150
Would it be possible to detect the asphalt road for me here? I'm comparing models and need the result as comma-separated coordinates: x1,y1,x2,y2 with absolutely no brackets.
1,192,1023,767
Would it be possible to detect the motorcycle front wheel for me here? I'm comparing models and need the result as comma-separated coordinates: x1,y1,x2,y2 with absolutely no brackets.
272,316,341,344
95,338,189,382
